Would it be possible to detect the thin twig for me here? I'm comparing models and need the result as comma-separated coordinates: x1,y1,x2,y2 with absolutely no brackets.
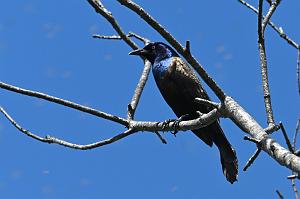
291,178,299,199
244,136,260,144
297,49,300,95
265,123,281,134
184,40,191,55
0,81,128,126
43,129,136,149
0,105,137,149
258,0,275,126
127,60,151,120
128,32,150,45
243,124,280,171
291,119,300,199
238,0,299,49
194,98,220,109
276,190,285,199
279,122,294,153
295,119,300,150
265,0,272,6
87,0,138,50
243,148,261,171
262,0,281,32
93,32,150,45
288,175,298,180
154,132,167,144
92,34,121,40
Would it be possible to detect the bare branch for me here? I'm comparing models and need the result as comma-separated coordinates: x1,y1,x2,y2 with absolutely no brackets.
279,122,294,153
262,0,281,32
276,190,285,199
127,60,151,120
291,119,300,199
0,106,50,142
243,148,261,171
258,0,276,126
243,124,280,171
0,82,227,148
297,49,300,95
43,129,137,150
92,34,122,40
87,0,138,50
128,32,150,45
130,108,222,132
295,119,300,149
238,0,299,49
93,32,150,45
0,105,138,149
195,98,220,109
288,174,298,180
154,132,167,144
184,40,191,55
292,177,300,199
265,123,281,134
224,96,300,174
244,136,260,144
0,81,128,126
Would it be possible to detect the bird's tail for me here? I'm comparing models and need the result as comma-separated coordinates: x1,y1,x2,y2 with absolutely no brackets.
220,149,238,184
193,123,238,184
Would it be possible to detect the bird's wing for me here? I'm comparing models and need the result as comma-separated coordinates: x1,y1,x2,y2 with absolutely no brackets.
167,57,213,113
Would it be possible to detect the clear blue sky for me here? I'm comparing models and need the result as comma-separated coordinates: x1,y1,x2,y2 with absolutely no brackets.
1,1,299,198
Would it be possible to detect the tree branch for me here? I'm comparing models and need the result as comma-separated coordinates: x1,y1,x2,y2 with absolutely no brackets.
87,0,138,50
238,0,299,50
262,0,281,32
297,49,300,95
279,122,294,153
0,81,128,126
127,60,151,120
0,105,137,150
224,97,300,174
93,32,150,45
258,0,276,126
243,148,261,171
276,190,285,199
243,124,280,171
291,119,300,199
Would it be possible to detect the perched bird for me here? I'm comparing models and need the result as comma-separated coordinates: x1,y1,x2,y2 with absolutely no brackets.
129,42,238,183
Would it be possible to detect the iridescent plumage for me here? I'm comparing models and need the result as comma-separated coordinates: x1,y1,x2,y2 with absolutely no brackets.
129,42,238,183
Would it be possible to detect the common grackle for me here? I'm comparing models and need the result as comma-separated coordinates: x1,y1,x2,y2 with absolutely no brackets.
129,42,238,184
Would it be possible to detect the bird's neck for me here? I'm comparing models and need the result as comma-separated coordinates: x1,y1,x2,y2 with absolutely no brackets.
152,57,173,79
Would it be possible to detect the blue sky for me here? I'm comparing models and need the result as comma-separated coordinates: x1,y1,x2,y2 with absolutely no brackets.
0,0,299,198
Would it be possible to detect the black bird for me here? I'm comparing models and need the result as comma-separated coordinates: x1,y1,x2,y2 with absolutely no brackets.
129,42,238,183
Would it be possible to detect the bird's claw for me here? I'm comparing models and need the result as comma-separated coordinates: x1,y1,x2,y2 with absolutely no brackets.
161,119,176,130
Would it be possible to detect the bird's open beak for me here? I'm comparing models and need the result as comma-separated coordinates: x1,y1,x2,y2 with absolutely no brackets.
128,48,149,56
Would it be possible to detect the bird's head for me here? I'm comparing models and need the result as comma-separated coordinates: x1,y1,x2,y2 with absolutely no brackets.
129,42,178,64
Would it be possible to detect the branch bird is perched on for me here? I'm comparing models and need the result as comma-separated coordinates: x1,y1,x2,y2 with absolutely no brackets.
129,42,238,184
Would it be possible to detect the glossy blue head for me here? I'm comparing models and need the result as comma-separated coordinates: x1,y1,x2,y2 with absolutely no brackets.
129,42,179,64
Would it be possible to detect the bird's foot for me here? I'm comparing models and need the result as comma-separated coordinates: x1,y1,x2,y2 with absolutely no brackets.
171,114,190,137
161,119,175,130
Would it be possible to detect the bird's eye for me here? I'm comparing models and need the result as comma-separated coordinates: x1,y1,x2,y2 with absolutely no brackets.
151,45,155,50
